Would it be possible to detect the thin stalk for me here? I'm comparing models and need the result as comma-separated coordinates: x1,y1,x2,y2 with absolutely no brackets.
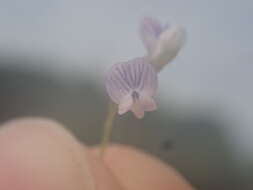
100,102,117,158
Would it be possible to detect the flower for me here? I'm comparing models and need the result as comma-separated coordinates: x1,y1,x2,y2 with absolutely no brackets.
106,57,158,119
140,17,186,71
106,17,186,119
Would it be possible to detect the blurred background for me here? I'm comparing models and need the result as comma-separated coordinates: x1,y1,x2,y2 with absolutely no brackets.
0,0,252,189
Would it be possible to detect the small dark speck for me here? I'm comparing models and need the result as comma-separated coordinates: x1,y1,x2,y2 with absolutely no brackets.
132,91,139,102
161,140,174,151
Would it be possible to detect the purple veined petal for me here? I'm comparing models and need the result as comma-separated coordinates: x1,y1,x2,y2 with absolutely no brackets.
139,17,163,53
150,26,186,72
139,59,158,96
106,57,158,118
106,62,131,103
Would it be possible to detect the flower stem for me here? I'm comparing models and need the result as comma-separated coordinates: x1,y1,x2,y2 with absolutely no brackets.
100,102,117,158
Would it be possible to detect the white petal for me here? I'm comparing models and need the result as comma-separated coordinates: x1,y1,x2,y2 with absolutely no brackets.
118,94,133,115
150,26,186,72
140,94,157,111
131,103,145,119
139,17,163,53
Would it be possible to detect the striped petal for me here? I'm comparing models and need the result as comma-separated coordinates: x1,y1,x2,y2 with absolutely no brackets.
106,57,158,118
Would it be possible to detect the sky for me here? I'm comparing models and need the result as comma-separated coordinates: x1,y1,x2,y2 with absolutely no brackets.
0,0,252,160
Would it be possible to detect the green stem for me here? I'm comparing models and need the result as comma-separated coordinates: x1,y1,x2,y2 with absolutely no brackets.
100,102,117,158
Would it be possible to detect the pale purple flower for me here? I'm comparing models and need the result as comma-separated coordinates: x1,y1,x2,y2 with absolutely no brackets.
140,17,186,71
105,17,186,118
106,57,158,119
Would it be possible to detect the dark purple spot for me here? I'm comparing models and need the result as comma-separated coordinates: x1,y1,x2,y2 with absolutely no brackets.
132,91,139,102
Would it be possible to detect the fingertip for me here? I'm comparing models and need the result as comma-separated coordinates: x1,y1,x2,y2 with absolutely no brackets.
0,117,73,139
0,118,126,190
0,117,95,190
91,144,194,190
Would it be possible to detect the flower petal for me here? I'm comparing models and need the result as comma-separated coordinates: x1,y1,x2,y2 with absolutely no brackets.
118,94,133,115
106,57,158,118
106,62,131,104
106,57,158,102
140,94,157,111
150,26,186,72
131,103,145,119
139,17,163,53
137,60,158,96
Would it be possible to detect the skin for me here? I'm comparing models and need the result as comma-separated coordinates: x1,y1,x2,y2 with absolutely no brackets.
0,118,194,190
